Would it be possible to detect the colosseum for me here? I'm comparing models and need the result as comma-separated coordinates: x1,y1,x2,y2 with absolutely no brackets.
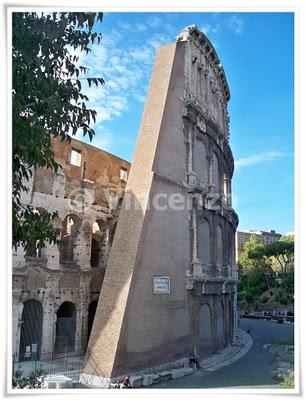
12,137,130,360
12,25,239,386
81,25,239,386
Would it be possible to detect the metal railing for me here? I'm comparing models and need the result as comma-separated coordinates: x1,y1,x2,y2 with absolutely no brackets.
12,352,84,382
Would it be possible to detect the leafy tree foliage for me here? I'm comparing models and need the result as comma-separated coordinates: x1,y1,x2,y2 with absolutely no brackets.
238,234,295,308
238,235,272,303
249,235,294,273
13,12,104,250
238,235,269,271
238,266,268,303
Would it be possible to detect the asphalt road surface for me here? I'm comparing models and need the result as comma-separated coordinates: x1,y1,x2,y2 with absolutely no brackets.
151,318,294,389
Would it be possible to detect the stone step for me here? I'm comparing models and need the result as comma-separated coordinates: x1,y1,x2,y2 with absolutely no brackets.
129,375,143,388
142,373,160,387
43,375,73,389
169,367,194,379
158,370,171,382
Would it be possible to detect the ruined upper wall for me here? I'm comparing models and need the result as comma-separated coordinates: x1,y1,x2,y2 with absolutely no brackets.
31,137,131,208
177,25,231,140
52,137,130,187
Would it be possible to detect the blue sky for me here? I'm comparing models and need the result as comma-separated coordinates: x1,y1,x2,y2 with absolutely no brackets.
76,12,294,235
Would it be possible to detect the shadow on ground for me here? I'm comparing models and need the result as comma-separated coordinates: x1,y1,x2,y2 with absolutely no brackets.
151,318,294,389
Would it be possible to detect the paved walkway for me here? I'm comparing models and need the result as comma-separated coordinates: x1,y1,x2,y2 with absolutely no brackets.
199,328,253,372
152,319,294,389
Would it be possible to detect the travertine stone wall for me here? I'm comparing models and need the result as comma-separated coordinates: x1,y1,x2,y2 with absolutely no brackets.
12,138,130,360
82,26,238,386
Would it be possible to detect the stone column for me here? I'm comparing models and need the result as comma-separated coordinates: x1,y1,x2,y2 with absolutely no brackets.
74,223,91,270
41,303,56,356
191,197,203,277
75,309,83,354
207,154,216,197
210,296,219,352
192,199,198,263
100,228,110,268
12,299,23,360
41,242,60,270
186,120,196,186
79,276,91,353
211,214,218,277
13,245,25,269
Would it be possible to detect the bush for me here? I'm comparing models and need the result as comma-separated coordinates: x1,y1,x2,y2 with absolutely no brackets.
281,370,294,389
12,368,47,389
262,296,269,303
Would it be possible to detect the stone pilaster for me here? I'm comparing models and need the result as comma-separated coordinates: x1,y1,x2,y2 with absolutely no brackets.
74,223,91,270
12,299,23,360
41,302,56,355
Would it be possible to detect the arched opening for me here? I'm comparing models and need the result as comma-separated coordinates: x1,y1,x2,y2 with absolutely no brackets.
212,152,219,192
90,220,109,269
193,138,208,186
25,208,48,258
59,214,81,263
90,238,100,268
90,275,104,295
216,301,225,348
19,299,43,361
87,300,98,344
26,244,41,258
223,173,228,199
54,302,76,355
199,303,212,340
198,216,211,265
117,197,123,208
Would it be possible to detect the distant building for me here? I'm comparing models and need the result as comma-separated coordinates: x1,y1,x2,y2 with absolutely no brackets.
236,229,282,260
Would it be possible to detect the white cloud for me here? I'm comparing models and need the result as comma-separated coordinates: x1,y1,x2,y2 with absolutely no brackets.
132,92,146,103
135,23,147,32
146,16,162,28
200,14,245,40
235,151,288,170
67,18,175,150
225,14,245,35
90,128,114,151
131,47,154,64
201,24,211,35
119,21,132,31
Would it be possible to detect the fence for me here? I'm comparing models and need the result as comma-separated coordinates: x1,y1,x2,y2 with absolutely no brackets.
12,352,84,382
242,314,294,323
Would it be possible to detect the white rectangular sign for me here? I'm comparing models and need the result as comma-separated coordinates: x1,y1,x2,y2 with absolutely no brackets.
154,276,170,294
25,345,31,358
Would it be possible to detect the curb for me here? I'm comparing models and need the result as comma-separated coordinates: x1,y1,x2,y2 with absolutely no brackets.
199,329,253,372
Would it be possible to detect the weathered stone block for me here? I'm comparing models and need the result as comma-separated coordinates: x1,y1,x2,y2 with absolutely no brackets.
158,371,171,382
129,375,143,388
170,368,186,379
142,374,156,387
44,375,73,389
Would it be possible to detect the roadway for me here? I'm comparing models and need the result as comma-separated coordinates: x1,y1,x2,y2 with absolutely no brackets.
152,318,294,389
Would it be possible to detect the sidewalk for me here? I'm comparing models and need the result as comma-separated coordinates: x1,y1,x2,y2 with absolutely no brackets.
199,329,253,372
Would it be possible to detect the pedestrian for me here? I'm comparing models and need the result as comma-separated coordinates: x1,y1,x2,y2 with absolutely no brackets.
120,376,131,389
